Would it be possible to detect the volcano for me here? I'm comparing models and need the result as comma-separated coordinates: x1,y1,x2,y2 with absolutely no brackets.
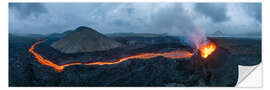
51,26,122,53
10,31,261,86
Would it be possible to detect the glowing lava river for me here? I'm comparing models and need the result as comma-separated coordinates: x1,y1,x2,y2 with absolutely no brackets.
29,40,194,72
29,40,216,72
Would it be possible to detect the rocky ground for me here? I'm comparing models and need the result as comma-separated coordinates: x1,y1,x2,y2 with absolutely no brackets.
9,35,261,87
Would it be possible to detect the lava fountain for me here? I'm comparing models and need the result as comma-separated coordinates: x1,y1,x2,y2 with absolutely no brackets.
186,27,216,59
199,42,216,58
29,40,193,72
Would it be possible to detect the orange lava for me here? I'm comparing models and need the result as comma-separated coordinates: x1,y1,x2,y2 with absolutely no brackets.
199,42,216,58
29,41,193,72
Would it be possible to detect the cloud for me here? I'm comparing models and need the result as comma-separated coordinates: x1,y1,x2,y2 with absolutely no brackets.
9,3,48,19
194,3,229,23
8,3,261,36
150,4,194,33
241,3,261,23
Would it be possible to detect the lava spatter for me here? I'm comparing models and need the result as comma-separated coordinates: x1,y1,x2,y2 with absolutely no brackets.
199,42,216,58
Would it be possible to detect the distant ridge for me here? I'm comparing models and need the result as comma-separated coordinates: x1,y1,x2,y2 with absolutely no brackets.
51,26,122,54
212,30,224,36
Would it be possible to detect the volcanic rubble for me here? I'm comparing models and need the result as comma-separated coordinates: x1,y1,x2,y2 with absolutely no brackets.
9,27,261,87
27,37,238,86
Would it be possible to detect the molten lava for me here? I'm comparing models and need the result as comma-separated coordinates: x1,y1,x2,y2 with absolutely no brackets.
29,40,193,72
199,42,216,58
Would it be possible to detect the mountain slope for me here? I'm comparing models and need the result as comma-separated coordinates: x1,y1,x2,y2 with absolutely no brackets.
51,26,122,53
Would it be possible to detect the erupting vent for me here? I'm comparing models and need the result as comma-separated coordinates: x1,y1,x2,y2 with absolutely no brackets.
29,40,193,72
29,40,216,72
199,42,216,58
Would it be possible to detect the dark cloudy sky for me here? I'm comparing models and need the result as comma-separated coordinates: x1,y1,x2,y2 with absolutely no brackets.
9,3,261,35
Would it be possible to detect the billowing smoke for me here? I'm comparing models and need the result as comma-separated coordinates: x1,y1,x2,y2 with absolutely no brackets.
150,3,208,49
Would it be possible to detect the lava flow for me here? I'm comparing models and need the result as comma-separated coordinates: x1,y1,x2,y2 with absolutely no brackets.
29,40,193,72
199,42,216,58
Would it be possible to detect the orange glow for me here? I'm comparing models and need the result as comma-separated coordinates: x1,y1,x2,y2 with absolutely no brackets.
199,42,216,58
29,41,193,72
